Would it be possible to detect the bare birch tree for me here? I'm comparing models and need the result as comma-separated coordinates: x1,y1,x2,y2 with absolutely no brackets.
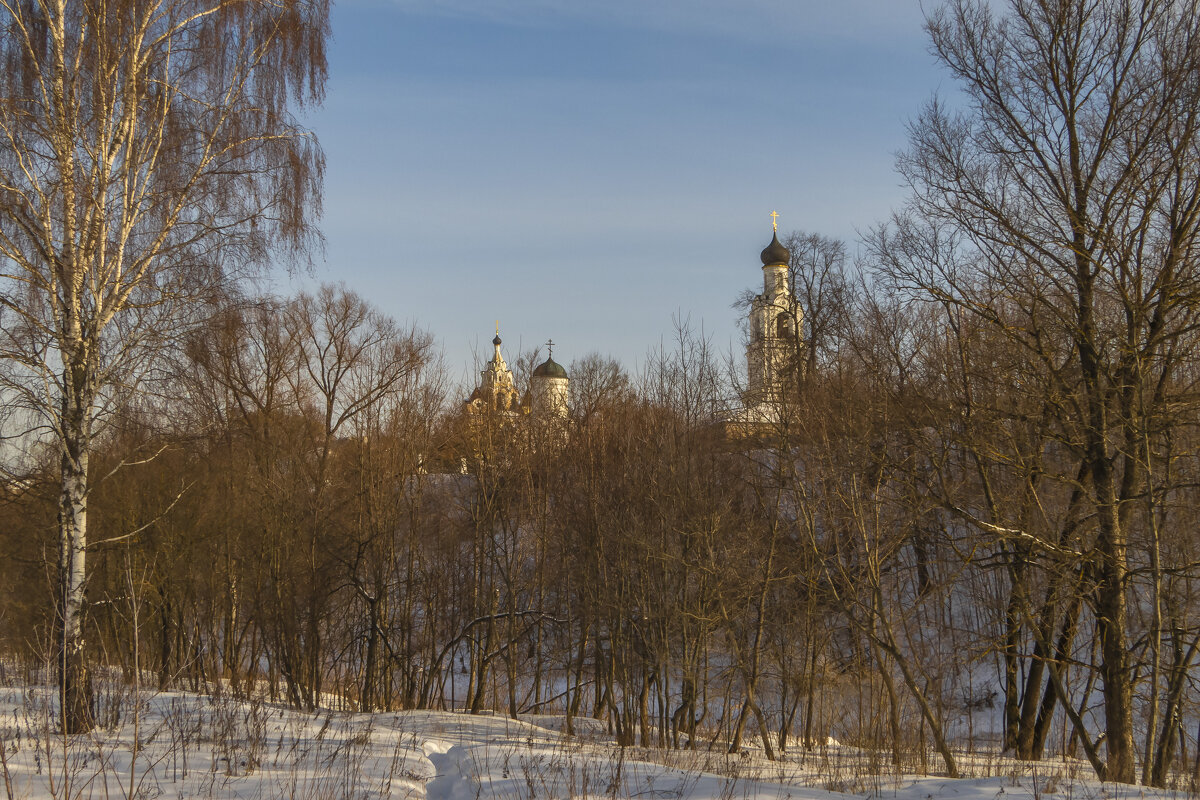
0,0,328,731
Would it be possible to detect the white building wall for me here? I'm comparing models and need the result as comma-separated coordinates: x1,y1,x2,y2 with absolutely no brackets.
747,264,801,403
531,376,568,418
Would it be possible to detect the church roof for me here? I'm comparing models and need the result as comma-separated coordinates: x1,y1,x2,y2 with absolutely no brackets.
533,356,568,379
760,231,790,266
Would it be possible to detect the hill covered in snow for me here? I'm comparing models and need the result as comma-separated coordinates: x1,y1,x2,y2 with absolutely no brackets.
0,687,1175,800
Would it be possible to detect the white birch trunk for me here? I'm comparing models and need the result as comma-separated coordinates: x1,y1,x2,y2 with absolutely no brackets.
57,370,93,733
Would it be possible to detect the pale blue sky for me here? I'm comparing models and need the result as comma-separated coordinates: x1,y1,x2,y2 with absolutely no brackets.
299,0,952,386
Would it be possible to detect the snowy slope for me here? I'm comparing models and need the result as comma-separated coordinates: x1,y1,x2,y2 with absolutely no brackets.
0,687,1180,800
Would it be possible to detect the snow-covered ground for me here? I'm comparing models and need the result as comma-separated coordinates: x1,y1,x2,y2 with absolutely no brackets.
0,687,1185,800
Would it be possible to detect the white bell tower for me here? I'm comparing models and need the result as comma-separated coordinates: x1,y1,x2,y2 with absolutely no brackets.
746,216,801,405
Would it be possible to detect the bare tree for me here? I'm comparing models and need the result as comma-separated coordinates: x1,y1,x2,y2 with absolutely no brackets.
783,231,851,381
876,0,1200,781
0,0,328,730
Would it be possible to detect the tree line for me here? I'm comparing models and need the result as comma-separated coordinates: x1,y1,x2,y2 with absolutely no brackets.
1,237,1199,785
4,0,1200,788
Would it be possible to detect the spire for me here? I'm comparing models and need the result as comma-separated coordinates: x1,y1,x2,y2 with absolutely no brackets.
485,323,508,379
469,322,517,412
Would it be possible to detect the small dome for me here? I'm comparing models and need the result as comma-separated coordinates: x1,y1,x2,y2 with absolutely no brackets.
533,356,568,380
492,334,502,346
760,231,790,266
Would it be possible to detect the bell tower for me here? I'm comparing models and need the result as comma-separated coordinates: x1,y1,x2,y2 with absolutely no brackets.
746,218,801,405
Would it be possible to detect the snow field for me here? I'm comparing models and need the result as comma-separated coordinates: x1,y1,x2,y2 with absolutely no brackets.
0,687,1191,800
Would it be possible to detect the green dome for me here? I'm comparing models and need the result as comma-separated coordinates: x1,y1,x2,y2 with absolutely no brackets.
533,356,568,379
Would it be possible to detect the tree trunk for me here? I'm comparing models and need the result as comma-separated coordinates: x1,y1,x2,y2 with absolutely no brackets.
1030,595,1079,759
1002,585,1022,752
362,596,380,711
58,371,94,734
1093,502,1133,782
871,640,904,770
1150,631,1200,786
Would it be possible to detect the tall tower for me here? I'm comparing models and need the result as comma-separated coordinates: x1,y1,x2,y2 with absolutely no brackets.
746,228,800,405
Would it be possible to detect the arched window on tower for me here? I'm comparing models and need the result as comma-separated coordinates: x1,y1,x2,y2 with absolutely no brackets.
776,313,791,338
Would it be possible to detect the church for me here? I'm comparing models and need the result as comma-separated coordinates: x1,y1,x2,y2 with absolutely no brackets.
464,219,800,429
465,329,570,420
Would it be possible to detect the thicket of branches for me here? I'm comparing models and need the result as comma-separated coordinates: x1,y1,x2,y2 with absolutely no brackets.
3,247,1200,786
4,0,1200,790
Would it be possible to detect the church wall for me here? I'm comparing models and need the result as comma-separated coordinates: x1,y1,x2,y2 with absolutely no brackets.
531,376,568,418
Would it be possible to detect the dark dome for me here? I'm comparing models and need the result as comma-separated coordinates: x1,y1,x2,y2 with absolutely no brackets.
760,231,790,266
532,357,568,380
492,334,502,346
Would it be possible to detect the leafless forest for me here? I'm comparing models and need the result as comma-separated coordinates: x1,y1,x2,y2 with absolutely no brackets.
3,0,1200,790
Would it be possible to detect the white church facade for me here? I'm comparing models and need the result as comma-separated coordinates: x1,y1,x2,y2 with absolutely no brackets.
465,330,570,421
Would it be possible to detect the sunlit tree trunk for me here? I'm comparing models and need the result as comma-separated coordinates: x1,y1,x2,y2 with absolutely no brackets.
58,360,94,732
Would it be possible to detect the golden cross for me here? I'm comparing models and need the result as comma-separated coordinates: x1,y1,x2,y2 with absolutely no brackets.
495,320,499,336
770,210,779,231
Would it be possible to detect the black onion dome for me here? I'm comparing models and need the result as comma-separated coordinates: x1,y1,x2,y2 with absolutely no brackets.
533,357,568,380
492,334,502,346
760,231,790,266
